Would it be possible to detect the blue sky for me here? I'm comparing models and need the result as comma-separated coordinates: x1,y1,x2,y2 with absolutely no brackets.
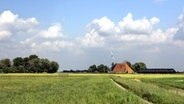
0,0,184,71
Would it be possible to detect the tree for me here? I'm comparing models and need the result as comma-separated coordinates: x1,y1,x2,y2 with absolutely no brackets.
15,66,25,73
13,57,23,66
0,58,11,67
39,58,51,72
28,58,40,73
0,68,3,73
0,62,4,73
0,62,5,73
111,62,115,71
0,61,5,68
97,64,110,73
132,62,147,72
23,57,29,67
29,54,38,60
0,59,11,73
2,67,11,73
88,64,97,72
3,67,16,73
50,61,59,73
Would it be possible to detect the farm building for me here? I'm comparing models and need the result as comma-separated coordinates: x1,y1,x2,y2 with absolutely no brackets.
137,68,176,74
112,63,134,73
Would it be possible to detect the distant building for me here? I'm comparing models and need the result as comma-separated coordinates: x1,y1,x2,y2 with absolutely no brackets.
137,68,176,74
112,63,134,74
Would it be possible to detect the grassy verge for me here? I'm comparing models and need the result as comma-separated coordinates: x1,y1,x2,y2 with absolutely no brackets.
111,76,184,104
0,75,145,104
141,77,184,90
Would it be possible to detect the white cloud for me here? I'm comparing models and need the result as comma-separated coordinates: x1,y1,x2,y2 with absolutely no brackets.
117,13,154,35
0,30,12,40
40,23,63,39
1,10,178,52
114,27,177,44
118,34,149,42
89,16,115,34
80,13,174,49
0,10,73,55
79,29,105,47
150,17,160,25
177,13,184,28
0,10,39,41
150,28,178,43
174,12,184,41
78,16,116,48
0,10,17,23
30,40,74,53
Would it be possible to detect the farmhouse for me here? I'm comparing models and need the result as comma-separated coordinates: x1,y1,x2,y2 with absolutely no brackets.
112,63,134,73
137,68,176,74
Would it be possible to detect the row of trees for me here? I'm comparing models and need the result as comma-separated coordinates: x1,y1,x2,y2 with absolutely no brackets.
62,64,110,73
88,64,110,73
0,55,59,73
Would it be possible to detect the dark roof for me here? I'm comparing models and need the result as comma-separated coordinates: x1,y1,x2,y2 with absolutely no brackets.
137,68,176,73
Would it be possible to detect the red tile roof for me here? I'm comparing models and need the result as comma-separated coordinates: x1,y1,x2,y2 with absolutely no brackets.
113,63,134,73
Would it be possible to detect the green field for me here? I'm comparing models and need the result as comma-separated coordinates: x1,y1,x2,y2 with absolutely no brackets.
0,74,184,104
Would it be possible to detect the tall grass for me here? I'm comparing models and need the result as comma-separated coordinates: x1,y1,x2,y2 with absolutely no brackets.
112,76,184,104
0,75,145,104
141,77,184,89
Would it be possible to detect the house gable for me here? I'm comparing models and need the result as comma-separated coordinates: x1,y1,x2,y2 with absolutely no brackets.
113,63,134,73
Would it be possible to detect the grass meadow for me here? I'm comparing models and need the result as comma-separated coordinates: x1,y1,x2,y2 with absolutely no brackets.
0,73,184,104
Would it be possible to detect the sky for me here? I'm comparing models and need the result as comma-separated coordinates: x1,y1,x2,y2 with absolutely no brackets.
0,0,184,71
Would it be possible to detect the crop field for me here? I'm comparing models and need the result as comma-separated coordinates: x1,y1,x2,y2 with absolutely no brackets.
0,74,184,104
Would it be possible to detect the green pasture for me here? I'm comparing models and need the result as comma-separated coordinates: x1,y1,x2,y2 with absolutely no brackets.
0,73,184,104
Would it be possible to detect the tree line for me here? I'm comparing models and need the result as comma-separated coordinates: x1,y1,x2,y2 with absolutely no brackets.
62,64,110,73
62,62,147,73
0,55,59,73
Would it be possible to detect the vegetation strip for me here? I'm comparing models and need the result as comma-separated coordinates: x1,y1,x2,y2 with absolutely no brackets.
140,78,184,96
111,76,184,104
110,79,126,91
111,78,153,104
131,78,184,96
141,78,184,90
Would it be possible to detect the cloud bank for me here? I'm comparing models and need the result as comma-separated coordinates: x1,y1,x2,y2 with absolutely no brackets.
0,10,184,71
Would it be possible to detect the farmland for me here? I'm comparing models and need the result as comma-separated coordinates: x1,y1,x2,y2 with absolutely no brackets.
0,74,184,104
